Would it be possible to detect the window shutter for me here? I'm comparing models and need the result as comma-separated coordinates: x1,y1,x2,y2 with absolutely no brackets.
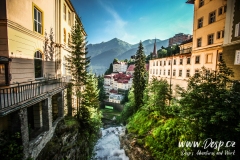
235,23,239,37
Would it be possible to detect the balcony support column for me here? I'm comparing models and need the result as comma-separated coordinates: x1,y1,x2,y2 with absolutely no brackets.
58,90,64,117
42,97,52,131
19,108,30,159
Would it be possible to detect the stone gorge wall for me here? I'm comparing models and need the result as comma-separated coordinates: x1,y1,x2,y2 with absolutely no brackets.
36,118,91,160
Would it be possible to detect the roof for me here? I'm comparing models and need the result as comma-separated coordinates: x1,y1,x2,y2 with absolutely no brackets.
186,0,194,4
180,38,193,45
127,64,149,72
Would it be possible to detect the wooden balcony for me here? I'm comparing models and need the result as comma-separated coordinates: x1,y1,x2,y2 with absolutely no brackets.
0,77,68,116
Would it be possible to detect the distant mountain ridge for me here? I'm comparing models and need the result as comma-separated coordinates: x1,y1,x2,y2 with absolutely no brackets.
87,38,169,75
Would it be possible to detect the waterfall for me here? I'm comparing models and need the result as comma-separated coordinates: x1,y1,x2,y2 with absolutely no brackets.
92,127,129,160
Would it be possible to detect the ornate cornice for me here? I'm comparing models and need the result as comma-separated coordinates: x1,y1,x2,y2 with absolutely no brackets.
1,19,44,41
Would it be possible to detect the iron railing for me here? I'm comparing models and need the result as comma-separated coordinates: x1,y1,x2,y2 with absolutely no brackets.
0,77,68,109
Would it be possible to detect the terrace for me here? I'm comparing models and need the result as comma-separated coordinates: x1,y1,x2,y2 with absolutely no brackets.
0,77,68,117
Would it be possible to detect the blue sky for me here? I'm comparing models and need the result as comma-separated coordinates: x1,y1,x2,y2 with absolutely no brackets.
71,0,194,45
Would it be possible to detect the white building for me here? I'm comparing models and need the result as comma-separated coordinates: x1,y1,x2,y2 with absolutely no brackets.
113,61,128,72
109,94,123,104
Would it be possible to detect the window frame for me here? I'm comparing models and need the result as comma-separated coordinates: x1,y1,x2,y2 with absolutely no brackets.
187,57,191,64
173,69,176,77
208,34,214,45
235,22,240,37
206,53,213,64
218,7,223,15
197,38,202,47
68,11,71,25
34,51,43,78
179,59,183,65
186,69,190,78
195,55,200,64
63,4,66,21
199,0,204,8
198,17,203,29
179,70,182,77
33,4,43,34
209,11,216,24
217,31,221,39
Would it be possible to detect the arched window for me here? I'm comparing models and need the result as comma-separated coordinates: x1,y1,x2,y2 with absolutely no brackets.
34,51,43,78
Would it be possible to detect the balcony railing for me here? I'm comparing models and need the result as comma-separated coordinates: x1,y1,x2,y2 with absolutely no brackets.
180,48,192,54
0,77,68,112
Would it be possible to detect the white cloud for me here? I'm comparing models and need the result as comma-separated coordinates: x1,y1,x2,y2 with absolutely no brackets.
97,0,136,43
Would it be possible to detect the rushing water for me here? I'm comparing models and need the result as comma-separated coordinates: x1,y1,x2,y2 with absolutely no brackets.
92,126,129,160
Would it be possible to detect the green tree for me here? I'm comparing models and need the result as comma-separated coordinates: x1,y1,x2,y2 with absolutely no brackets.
143,78,170,116
133,41,147,112
97,75,106,101
178,61,240,158
66,22,90,118
104,63,113,75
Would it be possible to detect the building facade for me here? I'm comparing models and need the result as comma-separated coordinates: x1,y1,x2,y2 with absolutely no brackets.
149,0,228,95
0,0,85,159
223,0,240,80
112,61,128,72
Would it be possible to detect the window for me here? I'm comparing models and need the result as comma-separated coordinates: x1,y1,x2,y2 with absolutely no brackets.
168,69,170,76
235,22,240,37
168,60,171,65
206,54,212,63
34,51,43,78
63,4,66,20
208,34,214,45
217,31,221,39
163,69,165,75
173,70,176,76
156,69,158,75
198,17,203,28
195,69,199,74
34,7,42,34
159,69,161,75
187,57,191,64
179,70,182,77
156,61,158,66
153,62,155,66
150,69,152,74
68,11,71,25
179,59,183,65
224,5,227,13
218,7,223,15
195,56,200,64
218,53,223,62
234,50,240,65
222,30,224,38
64,28,66,43
164,61,166,65
197,38,202,47
173,59,176,65
153,69,155,74
160,61,162,66
68,33,71,46
199,0,204,8
186,69,190,77
209,11,216,24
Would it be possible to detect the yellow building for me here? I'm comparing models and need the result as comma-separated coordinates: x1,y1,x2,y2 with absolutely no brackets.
149,0,228,96
187,0,227,72
0,0,86,159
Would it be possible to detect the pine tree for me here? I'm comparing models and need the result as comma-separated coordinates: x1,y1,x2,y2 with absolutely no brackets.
133,41,147,112
66,22,90,118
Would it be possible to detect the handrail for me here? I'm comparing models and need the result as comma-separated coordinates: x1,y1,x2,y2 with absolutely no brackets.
0,77,68,110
